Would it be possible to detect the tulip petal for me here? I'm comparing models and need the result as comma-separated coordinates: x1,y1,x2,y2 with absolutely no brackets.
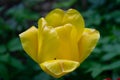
62,9,85,41
45,9,64,27
55,24,80,61
19,26,38,62
40,60,80,78
38,18,59,63
78,28,100,63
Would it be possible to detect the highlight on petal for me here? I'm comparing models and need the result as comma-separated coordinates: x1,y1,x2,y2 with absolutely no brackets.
38,18,59,63
78,28,100,63
40,60,80,78
45,9,64,27
38,18,47,58
62,9,85,41
19,26,38,62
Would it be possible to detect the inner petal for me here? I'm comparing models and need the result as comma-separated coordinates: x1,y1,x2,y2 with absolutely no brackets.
54,24,80,61
45,9,64,27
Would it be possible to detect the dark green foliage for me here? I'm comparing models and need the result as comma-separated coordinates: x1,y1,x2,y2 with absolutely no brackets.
0,0,120,80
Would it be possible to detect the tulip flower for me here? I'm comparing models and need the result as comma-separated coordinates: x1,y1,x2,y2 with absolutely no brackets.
19,9,100,78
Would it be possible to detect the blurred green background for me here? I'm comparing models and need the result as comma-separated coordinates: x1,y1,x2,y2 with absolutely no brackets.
0,0,120,80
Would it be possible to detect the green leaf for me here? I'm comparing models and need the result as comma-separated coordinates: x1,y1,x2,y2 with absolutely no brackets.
0,64,9,80
34,72,50,80
9,57,25,70
7,38,22,52
88,0,105,7
0,53,25,70
104,10,120,23
99,37,110,44
103,61,120,70
0,7,4,12
91,65,103,78
86,63,103,78
117,0,120,3
53,0,77,8
0,18,11,31
83,10,101,26
101,52,118,61
23,0,44,7
86,61,102,78
112,70,119,80
0,53,10,63
5,4,39,22
0,45,7,54
101,43,120,61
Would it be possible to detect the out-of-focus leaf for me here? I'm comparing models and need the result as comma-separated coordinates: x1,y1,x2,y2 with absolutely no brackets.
102,44,113,52
9,57,25,70
0,7,4,12
111,11,120,23
0,18,11,31
91,65,103,78
6,19,17,30
93,48,101,54
110,11,120,18
89,61,120,78
0,53,10,63
34,72,50,80
101,52,118,61
117,0,120,3
103,61,120,70
5,4,39,22
83,10,101,26
23,0,44,7
7,38,22,52
88,0,106,8
112,71,119,80
101,43,120,61
0,53,25,70
86,61,120,78
53,0,77,8
104,11,120,23
0,45,6,54
54,77,64,80
99,37,110,44
0,64,9,80
86,63,103,78
113,27,120,37
16,76,31,80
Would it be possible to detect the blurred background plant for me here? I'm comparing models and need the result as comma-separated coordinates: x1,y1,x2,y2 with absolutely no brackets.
0,0,120,80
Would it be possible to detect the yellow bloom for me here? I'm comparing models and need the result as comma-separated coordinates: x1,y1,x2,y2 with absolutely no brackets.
19,9,100,78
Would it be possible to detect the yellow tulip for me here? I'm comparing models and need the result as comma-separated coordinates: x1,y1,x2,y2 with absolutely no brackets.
19,9,100,78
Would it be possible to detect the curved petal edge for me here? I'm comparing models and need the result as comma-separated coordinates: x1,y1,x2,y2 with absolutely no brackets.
78,28,100,63
19,26,38,62
40,60,80,78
